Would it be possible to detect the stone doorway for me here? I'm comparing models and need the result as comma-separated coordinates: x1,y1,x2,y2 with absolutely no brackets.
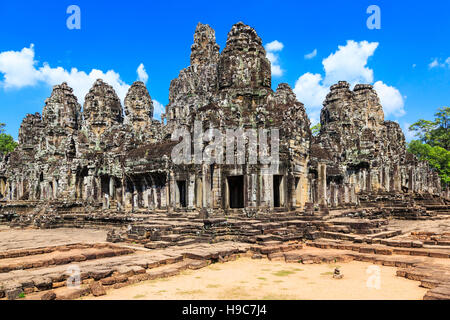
177,180,187,208
227,175,244,208
273,175,284,207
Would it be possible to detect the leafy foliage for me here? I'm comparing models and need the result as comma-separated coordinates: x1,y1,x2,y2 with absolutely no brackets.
311,123,321,136
409,107,449,150
407,107,450,187
0,123,18,155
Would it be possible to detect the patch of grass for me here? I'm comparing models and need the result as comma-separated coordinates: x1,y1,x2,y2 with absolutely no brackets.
177,289,204,295
257,277,267,281
18,292,26,299
328,264,341,269
206,284,221,288
320,272,333,276
292,268,304,271
273,280,284,283
218,286,250,299
133,294,146,299
208,266,222,271
273,270,296,277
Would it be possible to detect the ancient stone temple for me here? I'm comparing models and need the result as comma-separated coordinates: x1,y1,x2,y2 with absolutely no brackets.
0,22,444,219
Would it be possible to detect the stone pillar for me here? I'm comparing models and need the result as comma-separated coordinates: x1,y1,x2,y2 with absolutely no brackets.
318,163,327,206
11,180,16,200
109,177,115,200
202,165,211,208
350,185,357,204
383,166,390,192
370,169,380,192
260,171,272,207
195,177,203,208
212,166,221,209
343,184,349,204
393,164,401,192
188,173,195,209
249,173,258,207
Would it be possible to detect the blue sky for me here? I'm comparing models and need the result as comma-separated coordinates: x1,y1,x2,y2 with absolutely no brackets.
0,0,449,140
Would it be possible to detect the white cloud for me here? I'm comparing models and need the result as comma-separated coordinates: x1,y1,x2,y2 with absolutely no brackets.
265,40,284,52
293,40,406,121
153,100,165,121
429,58,439,69
322,40,378,86
293,72,328,123
0,44,141,103
304,49,317,60
265,41,284,77
137,63,148,84
373,81,405,117
0,44,40,88
428,57,450,69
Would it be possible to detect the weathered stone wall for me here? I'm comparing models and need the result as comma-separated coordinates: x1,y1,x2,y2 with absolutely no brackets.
0,22,443,217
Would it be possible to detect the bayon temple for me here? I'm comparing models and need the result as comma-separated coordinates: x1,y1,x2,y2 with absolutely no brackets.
0,22,446,222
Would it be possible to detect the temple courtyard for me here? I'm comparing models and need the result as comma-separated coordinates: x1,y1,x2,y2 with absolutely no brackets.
0,222,449,300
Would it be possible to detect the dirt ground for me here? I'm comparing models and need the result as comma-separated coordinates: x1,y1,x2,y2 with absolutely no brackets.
85,257,427,300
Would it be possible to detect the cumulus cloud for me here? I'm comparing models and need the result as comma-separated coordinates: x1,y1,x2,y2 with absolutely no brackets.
137,63,148,84
0,45,40,88
265,40,284,77
265,40,284,52
0,44,143,103
304,49,317,60
293,40,405,122
293,73,328,124
322,40,378,86
373,81,405,117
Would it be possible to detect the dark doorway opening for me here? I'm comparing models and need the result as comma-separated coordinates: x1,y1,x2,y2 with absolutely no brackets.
228,176,244,208
273,175,283,207
177,180,187,208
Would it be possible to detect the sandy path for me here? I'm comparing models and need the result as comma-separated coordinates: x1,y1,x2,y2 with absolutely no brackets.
85,258,427,300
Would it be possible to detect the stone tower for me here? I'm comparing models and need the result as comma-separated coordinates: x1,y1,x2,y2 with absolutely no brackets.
40,82,82,157
83,79,123,138
124,81,154,138
218,22,271,91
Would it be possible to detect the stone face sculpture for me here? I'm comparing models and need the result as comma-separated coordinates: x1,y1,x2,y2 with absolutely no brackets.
0,21,443,216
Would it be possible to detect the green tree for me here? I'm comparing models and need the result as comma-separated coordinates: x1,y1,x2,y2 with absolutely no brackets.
409,106,449,150
311,123,321,136
0,123,18,155
407,107,450,188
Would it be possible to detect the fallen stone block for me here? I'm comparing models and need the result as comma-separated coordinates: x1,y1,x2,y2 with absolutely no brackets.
89,282,106,297
99,277,116,286
32,277,53,291
40,291,57,300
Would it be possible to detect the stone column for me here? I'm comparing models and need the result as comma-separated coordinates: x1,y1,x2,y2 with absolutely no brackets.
109,177,115,200
318,163,327,206
393,164,401,192
188,173,195,209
